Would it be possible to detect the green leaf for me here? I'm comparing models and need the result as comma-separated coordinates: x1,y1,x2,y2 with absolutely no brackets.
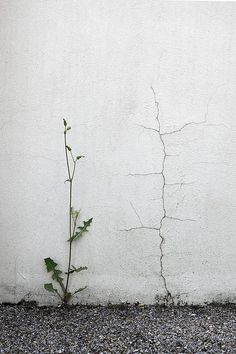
70,218,93,242
44,283,57,293
66,145,71,151
52,269,64,283
66,266,88,275
44,258,65,291
63,118,67,127
76,155,85,160
44,257,57,272
66,126,71,131
73,265,88,272
74,286,87,294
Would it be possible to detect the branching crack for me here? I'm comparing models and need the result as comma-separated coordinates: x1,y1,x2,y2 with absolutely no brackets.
123,87,222,305
150,85,206,305
120,226,160,232
135,123,159,133
125,172,162,177
151,86,173,304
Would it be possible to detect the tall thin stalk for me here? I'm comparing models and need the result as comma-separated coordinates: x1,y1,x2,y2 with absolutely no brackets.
43,119,93,305
64,125,79,301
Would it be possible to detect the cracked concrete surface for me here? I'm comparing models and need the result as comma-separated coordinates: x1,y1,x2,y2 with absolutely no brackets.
119,83,236,304
151,86,207,303
0,1,236,305
124,87,206,303
117,78,236,305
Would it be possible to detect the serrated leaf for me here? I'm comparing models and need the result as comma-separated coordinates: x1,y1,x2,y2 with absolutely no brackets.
44,257,57,272
66,266,88,275
81,217,93,228
74,286,87,294
44,283,57,293
44,258,65,291
71,218,93,242
74,266,88,272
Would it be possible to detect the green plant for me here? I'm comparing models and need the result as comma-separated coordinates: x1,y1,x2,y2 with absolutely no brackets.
43,119,93,305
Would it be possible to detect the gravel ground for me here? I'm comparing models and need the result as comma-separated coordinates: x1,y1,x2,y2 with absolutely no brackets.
0,302,235,353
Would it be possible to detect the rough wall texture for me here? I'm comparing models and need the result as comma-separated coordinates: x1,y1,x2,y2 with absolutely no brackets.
0,0,236,305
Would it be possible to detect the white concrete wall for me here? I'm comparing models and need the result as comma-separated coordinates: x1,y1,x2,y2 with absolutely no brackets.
0,0,236,305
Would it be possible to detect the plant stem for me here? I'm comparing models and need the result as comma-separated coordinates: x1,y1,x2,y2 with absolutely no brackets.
64,131,73,302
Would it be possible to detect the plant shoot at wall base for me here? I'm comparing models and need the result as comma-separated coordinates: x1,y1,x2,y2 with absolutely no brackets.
43,119,93,305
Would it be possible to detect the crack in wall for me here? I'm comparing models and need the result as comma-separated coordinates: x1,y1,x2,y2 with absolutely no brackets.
121,87,226,304
129,201,143,226
125,172,162,176
152,86,173,304
149,86,216,304
120,226,160,232
150,87,228,304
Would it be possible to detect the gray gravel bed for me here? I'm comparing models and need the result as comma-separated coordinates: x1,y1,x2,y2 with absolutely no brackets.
0,302,235,353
